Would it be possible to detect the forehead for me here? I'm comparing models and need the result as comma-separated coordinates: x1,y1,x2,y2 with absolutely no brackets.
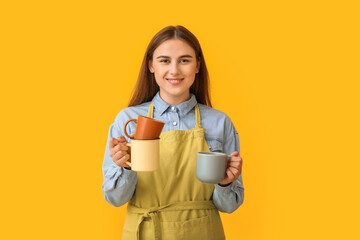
153,39,195,57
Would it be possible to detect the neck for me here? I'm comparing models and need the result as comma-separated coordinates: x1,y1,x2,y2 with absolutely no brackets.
159,92,190,105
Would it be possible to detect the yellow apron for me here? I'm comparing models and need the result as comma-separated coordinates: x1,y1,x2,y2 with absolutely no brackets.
122,103,225,240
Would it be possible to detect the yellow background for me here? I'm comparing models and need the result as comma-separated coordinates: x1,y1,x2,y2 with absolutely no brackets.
1,0,359,239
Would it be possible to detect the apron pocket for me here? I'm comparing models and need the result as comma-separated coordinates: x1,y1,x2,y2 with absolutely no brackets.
181,215,211,239
160,209,225,240
181,211,225,240
161,215,210,240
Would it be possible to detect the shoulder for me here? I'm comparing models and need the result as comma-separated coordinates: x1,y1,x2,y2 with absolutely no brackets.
197,104,232,124
198,104,237,140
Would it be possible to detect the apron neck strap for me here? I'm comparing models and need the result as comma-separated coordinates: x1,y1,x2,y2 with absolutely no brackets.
194,104,202,128
147,102,154,118
147,102,202,128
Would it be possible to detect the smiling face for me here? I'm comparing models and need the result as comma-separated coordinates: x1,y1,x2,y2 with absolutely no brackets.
149,38,200,105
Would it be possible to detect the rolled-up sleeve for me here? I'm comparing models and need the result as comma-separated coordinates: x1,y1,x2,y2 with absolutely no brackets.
213,175,244,213
102,115,137,207
213,116,245,213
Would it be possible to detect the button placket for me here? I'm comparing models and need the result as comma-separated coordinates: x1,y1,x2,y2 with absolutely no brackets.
170,111,180,129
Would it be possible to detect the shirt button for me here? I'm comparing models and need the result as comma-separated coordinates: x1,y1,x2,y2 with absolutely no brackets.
173,122,177,126
171,106,175,111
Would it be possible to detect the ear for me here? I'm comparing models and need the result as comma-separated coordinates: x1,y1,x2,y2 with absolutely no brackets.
196,58,201,73
148,60,154,73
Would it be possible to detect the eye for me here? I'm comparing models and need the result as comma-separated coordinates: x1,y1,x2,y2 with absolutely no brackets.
160,59,169,63
180,59,189,63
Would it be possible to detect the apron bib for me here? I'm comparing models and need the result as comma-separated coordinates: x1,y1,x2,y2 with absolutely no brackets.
122,103,225,240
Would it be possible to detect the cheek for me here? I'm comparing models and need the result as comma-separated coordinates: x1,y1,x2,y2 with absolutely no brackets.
185,71,196,80
154,71,165,86
153,67,166,77
185,65,197,75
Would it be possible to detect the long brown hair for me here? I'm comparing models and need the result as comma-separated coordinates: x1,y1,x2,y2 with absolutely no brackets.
128,25,212,107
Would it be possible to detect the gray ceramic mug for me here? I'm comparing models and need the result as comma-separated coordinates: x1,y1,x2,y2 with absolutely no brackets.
196,152,231,184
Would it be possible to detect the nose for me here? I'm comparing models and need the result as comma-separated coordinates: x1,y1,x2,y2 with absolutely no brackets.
169,62,180,76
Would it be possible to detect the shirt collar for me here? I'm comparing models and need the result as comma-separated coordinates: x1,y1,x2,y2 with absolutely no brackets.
151,91,198,116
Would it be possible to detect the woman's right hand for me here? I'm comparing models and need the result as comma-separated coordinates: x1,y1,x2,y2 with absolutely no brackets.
109,136,131,168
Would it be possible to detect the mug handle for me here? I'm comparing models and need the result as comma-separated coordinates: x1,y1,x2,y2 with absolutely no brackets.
123,119,137,139
125,143,132,167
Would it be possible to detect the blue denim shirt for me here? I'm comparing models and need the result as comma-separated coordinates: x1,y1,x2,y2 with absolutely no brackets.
102,92,244,213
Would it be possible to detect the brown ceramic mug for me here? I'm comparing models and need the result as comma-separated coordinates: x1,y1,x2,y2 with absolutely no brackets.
123,115,165,139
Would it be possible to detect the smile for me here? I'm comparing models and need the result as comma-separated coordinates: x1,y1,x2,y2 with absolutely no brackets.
166,78,184,85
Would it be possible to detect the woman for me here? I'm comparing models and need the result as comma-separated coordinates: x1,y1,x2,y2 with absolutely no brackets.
102,25,244,240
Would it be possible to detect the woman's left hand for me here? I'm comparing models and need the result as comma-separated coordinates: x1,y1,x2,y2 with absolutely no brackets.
218,151,243,186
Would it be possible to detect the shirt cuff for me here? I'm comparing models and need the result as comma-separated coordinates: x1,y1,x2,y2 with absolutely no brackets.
105,165,136,179
215,179,243,194
215,182,233,194
120,166,137,177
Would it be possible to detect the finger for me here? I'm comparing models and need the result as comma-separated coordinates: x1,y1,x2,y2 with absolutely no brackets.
115,153,129,165
109,138,117,149
110,143,119,157
228,159,242,168
228,166,240,179
226,169,235,180
110,143,128,157
113,150,128,162
118,143,129,151
228,156,241,162
228,156,241,164
115,154,130,167
118,135,128,143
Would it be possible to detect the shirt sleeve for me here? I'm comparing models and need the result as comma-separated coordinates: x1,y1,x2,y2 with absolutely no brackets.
102,114,137,207
212,116,245,213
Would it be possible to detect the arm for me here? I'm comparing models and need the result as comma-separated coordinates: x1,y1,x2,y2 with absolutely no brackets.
102,121,137,207
213,174,244,213
213,117,244,213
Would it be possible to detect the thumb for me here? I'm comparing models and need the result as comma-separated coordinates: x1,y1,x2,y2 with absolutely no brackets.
231,151,239,157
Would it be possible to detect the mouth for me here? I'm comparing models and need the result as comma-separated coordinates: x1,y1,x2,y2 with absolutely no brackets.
166,78,184,85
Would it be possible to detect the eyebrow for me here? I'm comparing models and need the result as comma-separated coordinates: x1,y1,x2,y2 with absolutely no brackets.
156,55,193,59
